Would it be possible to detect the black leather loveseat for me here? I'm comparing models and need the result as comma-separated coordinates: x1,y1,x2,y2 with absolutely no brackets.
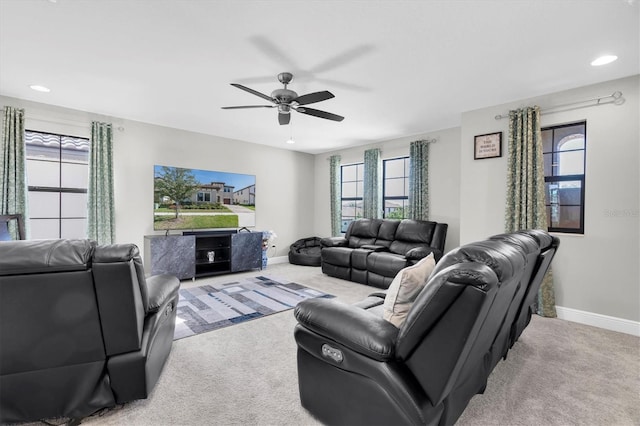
321,218,448,288
295,230,559,426
0,239,180,423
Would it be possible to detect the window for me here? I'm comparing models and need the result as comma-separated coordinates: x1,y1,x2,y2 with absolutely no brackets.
542,121,586,234
340,163,363,232
25,130,90,239
383,157,410,219
197,192,211,202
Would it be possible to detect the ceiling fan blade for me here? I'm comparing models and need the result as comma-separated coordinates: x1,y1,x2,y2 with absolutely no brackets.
221,105,275,109
278,112,291,125
294,90,335,106
230,83,275,103
296,107,344,122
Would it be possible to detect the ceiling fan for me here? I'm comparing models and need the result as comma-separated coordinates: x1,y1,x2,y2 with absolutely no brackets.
221,72,344,125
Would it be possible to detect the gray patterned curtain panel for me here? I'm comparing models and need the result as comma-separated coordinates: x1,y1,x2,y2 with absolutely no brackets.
329,155,342,236
408,139,430,220
363,148,382,219
1,106,27,239
505,106,556,317
88,121,115,244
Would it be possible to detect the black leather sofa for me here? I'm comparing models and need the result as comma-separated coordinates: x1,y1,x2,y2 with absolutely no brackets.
294,230,559,426
321,218,448,288
0,239,180,423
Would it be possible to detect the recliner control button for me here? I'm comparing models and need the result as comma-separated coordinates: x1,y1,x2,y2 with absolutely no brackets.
321,344,343,363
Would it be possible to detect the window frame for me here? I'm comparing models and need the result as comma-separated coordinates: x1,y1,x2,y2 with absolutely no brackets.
382,156,410,219
340,162,364,233
25,129,90,239
542,121,586,234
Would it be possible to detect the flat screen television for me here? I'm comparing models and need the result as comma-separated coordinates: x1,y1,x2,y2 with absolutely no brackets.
153,165,255,231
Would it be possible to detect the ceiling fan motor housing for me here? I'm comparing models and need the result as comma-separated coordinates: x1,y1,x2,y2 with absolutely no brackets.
271,88,298,104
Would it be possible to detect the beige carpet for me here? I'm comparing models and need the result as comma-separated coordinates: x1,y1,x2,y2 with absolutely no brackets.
39,263,640,425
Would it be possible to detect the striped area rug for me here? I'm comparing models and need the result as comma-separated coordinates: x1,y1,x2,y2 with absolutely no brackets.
173,276,333,340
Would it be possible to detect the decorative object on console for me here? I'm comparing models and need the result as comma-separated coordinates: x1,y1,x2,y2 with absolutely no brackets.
474,131,502,159
153,165,256,231
294,230,559,426
262,230,277,268
174,276,333,340
321,218,447,288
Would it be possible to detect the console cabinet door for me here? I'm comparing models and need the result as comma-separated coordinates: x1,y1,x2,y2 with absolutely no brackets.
231,232,262,272
145,235,196,280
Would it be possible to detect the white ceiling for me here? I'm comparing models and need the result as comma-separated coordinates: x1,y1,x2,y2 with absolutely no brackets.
1,0,638,154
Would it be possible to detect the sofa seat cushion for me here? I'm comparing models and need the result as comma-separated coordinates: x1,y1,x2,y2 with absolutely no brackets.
383,253,436,328
367,252,408,278
321,247,354,268
352,248,372,270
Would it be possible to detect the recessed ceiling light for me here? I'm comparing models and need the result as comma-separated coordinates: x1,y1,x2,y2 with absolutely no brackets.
591,55,618,66
29,85,51,92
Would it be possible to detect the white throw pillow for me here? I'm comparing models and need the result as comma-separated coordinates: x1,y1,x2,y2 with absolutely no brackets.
383,253,436,328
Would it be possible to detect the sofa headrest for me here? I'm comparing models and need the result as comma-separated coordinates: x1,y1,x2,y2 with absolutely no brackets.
489,232,539,255
0,239,95,276
518,229,558,251
93,243,148,311
93,243,140,263
378,220,400,241
395,220,435,243
347,219,383,239
432,239,526,283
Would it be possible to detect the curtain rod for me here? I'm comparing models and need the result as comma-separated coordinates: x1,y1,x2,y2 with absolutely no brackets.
325,136,438,159
415,137,437,143
494,91,624,120
25,114,124,131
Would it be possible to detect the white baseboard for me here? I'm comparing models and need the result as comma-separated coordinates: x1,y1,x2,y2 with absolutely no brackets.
555,306,640,337
266,255,289,265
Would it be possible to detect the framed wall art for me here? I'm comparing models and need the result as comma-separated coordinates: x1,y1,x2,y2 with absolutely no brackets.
474,132,502,160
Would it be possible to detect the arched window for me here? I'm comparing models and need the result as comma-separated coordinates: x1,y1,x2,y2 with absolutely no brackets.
542,121,586,233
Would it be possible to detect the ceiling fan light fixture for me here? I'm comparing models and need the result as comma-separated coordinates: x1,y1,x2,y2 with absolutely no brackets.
590,55,618,66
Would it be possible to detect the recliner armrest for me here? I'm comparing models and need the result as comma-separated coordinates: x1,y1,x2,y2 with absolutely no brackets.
406,247,443,261
321,237,347,248
295,298,398,361
146,274,180,313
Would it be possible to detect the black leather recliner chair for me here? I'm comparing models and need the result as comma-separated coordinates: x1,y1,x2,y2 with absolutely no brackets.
0,239,181,423
294,230,559,426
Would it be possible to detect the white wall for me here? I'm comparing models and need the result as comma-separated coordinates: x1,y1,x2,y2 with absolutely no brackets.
0,95,317,258
312,127,462,254
459,75,640,322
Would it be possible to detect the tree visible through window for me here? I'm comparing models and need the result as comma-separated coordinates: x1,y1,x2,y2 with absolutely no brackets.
543,121,586,234
383,157,409,219
340,163,363,232
25,130,90,239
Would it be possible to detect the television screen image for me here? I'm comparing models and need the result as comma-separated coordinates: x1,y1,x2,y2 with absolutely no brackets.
154,165,255,230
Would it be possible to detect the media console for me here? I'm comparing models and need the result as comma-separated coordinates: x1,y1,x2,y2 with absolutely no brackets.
144,230,263,280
